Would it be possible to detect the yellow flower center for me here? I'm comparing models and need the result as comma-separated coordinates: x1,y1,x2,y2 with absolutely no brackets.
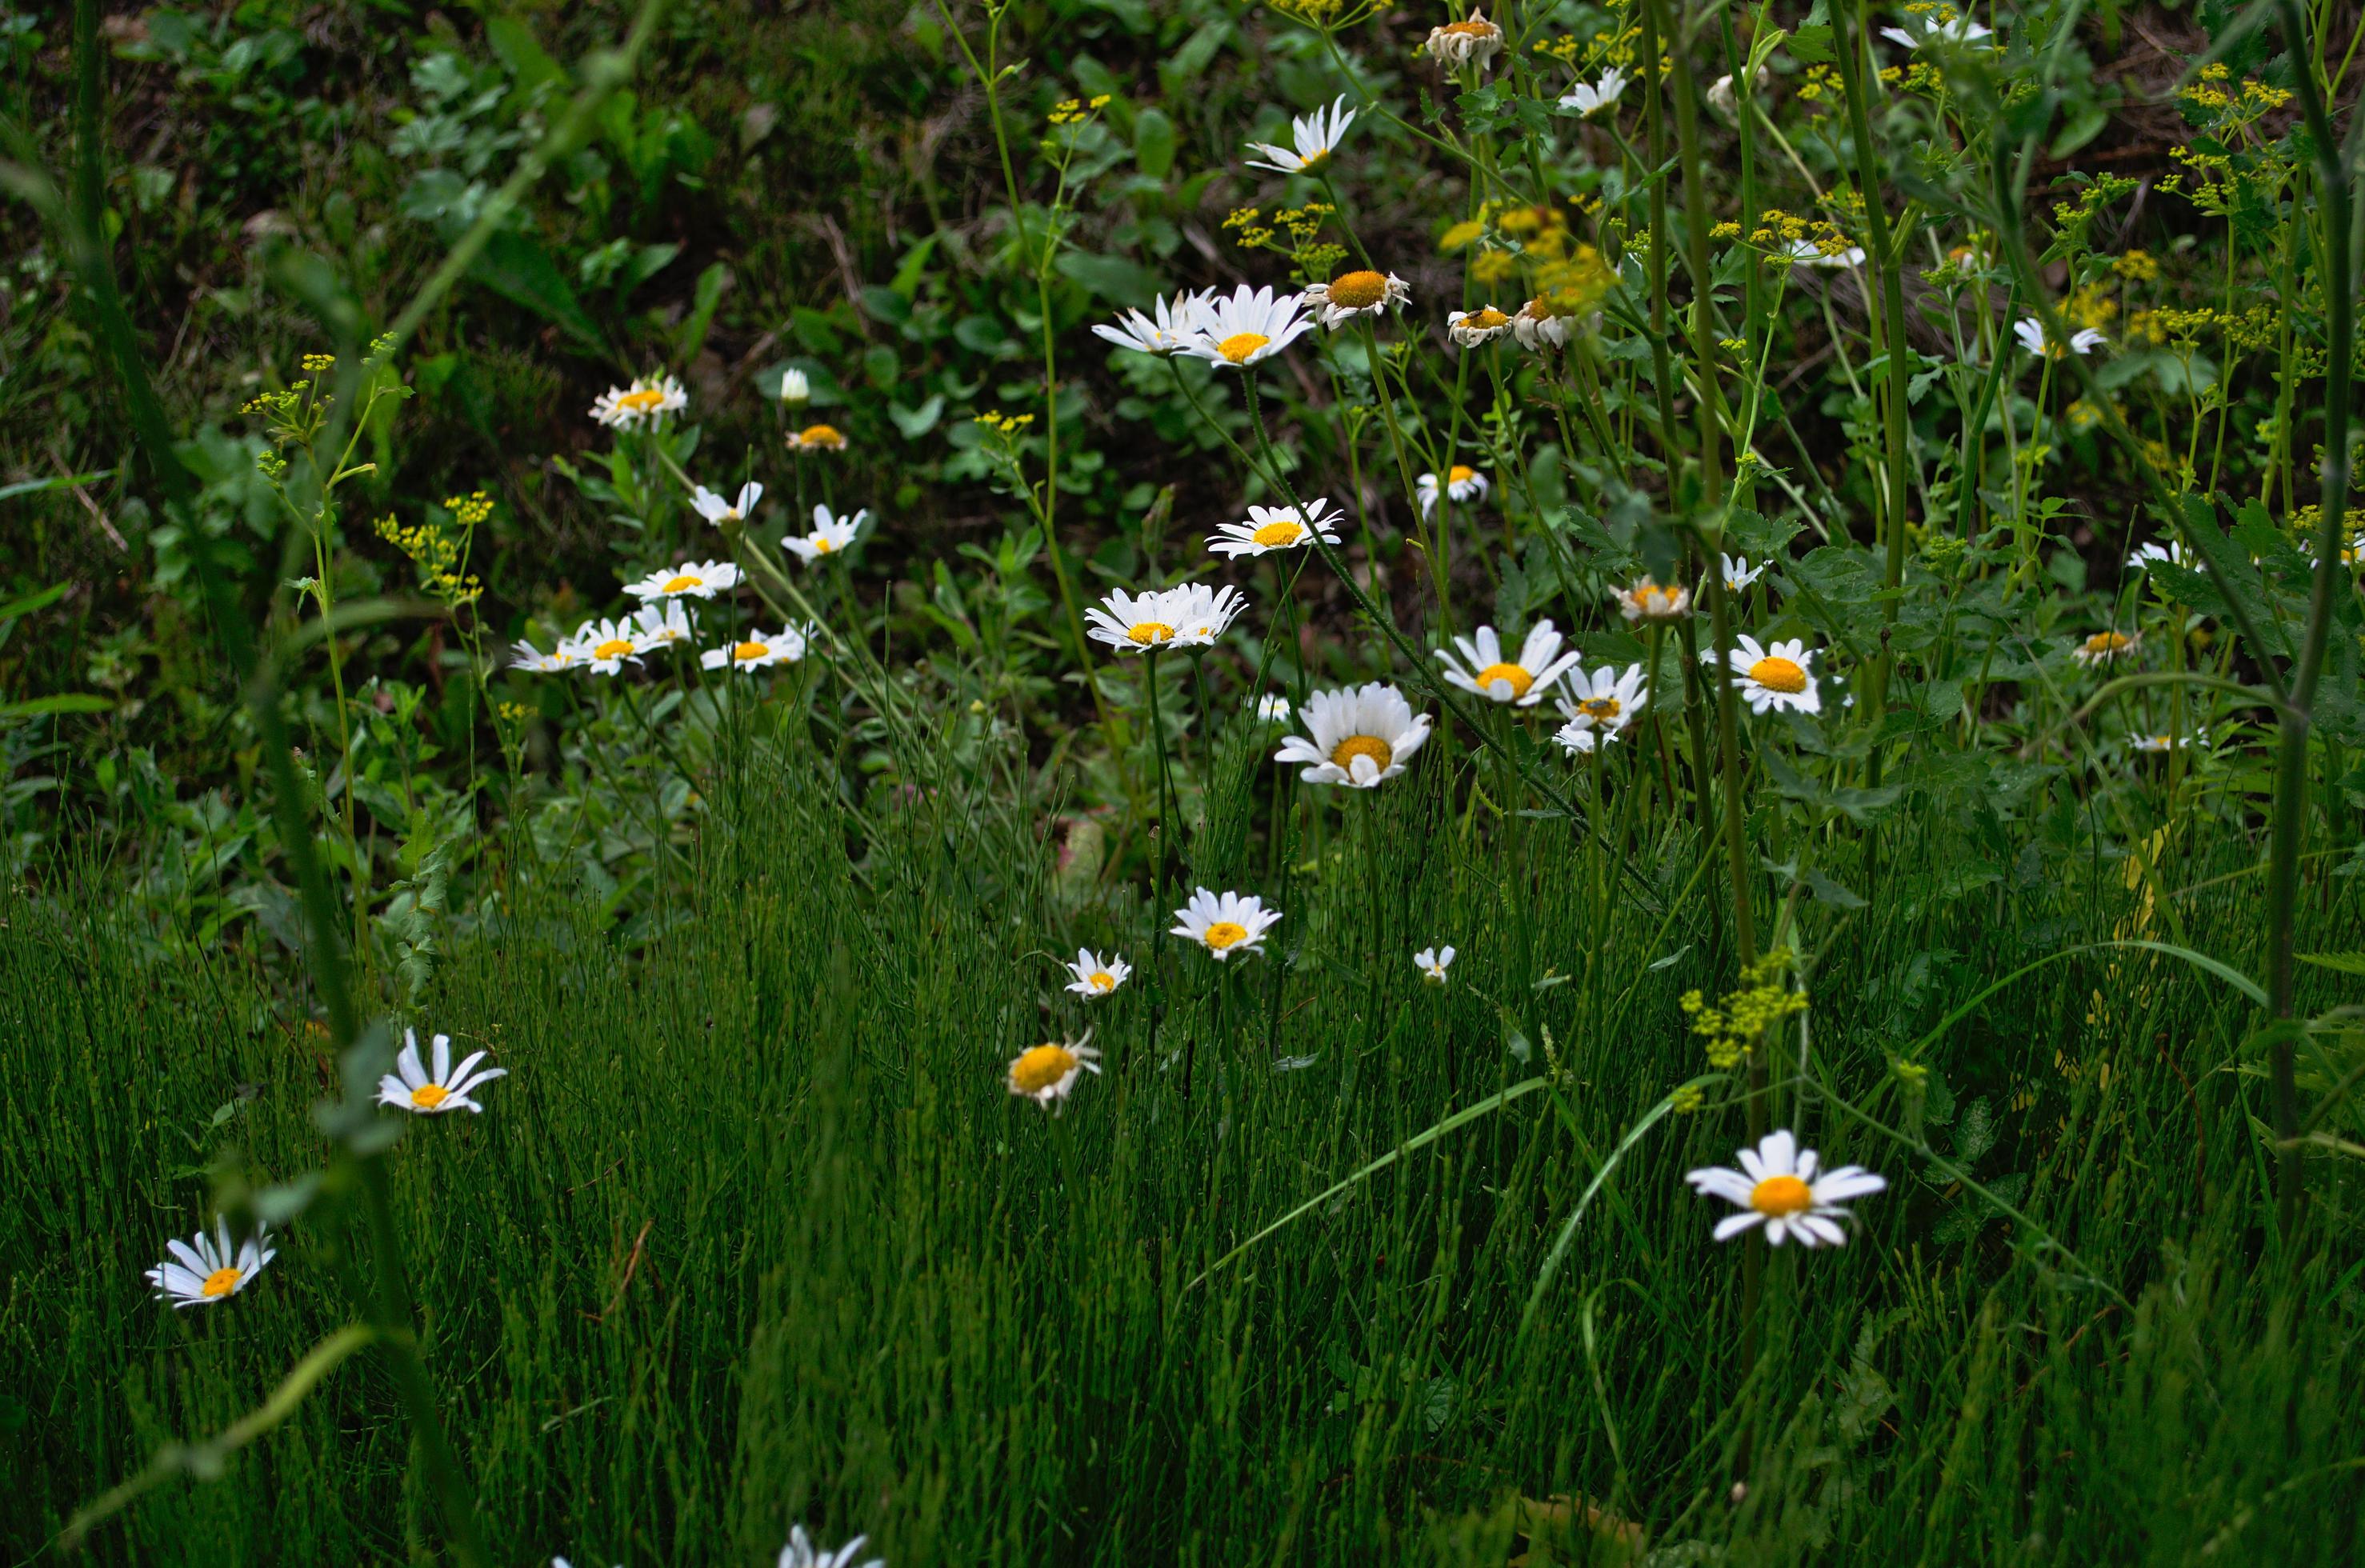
1010,1043,1078,1094
662,574,700,593
1750,1174,1814,1216
1128,621,1177,646
733,641,770,662
592,638,635,660
1203,920,1250,950
2083,631,2131,656
1299,147,1332,170
201,1266,243,1298
1440,18,1497,36
1327,270,1389,309
1251,519,1305,547
1447,464,1478,484
1579,696,1621,720
1330,734,1395,774
1466,307,1510,330
1632,583,1682,614
615,387,665,413
1748,656,1808,694
410,1083,450,1110
1475,662,1535,698
1088,971,1116,991
795,423,844,448
810,536,835,554
1217,331,1271,363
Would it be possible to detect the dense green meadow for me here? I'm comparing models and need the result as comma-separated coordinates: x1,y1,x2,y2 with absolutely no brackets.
6,0,2365,1561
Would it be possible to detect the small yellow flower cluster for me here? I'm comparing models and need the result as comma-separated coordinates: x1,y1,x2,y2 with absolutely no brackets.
1670,1082,1706,1115
376,512,483,609
240,385,307,419
1795,63,1839,105
1268,0,1378,28
1046,94,1110,126
1711,221,1742,241
1531,34,1583,64
1879,61,1944,94
972,410,1036,435
2111,249,2159,282
2065,397,2107,432
1679,949,1806,1071
495,701,534,725
445,490,495,529
299,352,336,374
2067,282,2117,332
1534,246,1615,321
2126,304,2277,350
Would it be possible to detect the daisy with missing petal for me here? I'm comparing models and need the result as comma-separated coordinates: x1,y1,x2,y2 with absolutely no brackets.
626,559,741,602
1066,950,1132,999
1007,1034,1103,1110
1712,634,1823,714
510,638,585,674
1448,306,1516,346
1687,1129,1885,1248
1555,663,1647,740
786,422,849,453
691,482,764,527
2071,629,2140,666
1093,290,1213,356
1558,67,1628,115
377,1026,506,1114
784,504,868,564
777,1526,884,1568
631,600,694,650
1618,579,1691,622
1416,466,1490,517
147,1218,277,1308
1083,585,1246,653
2013,318,2106,358
1426,9,1504,70
1715,554,1765,591
1439,622,1582,706
1172,887,1283,960
1255,692,1295,723
1274,682,1433,787
1244,96,1356,175
573,616,649,676
702,626,811,671
1304,268,1411,329
1208,498,1345,558
1415,945,1456,983
1511,297,1577,351
1178,285,1318,370
590,374,686,430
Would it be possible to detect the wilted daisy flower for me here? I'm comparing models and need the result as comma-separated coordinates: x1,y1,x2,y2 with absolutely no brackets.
1881,13,1994,48
2013,318,2106,358
1255,692,1294,723
146,1218,277,1308
1092,290,1212,356
786,422,849,452
784,504,867,563
1687,1129,1885,1248
1083,584,1247,652
1511,297,1576,350
1426,9,1504,69
777,1526,883,1568
1065,949,1132,999
1415,466,1490,516
509,638,586,674
1706,72,1739,118
1617,579,1692,622
691,482,764,526
778,367,811,405
631,600,694,650
377,1026,506,1114
1006,1035,1103,1110
590,374,686,430
1447,306,1515,346
1555,663,1648,739
1304,268,1411,328
1244,95,1356,174
573,616,650,675
1715,554,1765,591
1274,681,1433,787
2071,629,2140,666
1208,498,1344,557
1714,634,1823,714
1415,945,1456,983
1178,284,1318,370
1439,622,1583,706
1783,239,1867,269
1558,67,1628,115
702,626,811,671
626,559,740,602
2131,539,2189,571
1171,886,1283,960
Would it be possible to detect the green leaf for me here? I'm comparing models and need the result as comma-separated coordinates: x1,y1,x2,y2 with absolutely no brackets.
468,230,605,351
0,694,114,718
1054,250,1161,309
0,581,70,623
1133,106,1178,179
2297,952,2365,977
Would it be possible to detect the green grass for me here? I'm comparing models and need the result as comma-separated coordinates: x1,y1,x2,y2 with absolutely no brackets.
9,720,2362,1565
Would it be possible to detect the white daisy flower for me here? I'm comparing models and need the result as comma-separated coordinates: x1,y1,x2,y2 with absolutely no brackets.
1065,949,1133,999
702,626,811,671
1617,579,1692,622
1558,67,1628,116
1178,285,1318,370
1244,95,1356,174
1092,290,1214,356
1083,584,1247,653
2071,629,2140,666
1207,498,1345,558
625,558,740,602
1415,466,1490,517
1415,944,1456,983
509,638,585,674
1425,9,1504,69
1273,681,1434,787
778,367,811,405
1552,720,1618,754
1303,268,1411,329
572,616,650,676
376,1026,506,1114
631,600,695,650
2132,731,2199,753
1511,297,1579,351
1687,1129,1886,1247
785,422,849,452
2131,540,2188,571
589,374,686,430
1881,14,1995,49
784,504,867,564
1555,663,1648,738
1715,554,1765,591
1439,622,1583,706
1006,1035,1103,1110
691,482,764,527
1171,886,1283,960
777,1526,883,1568
2013,318,2107,358
1447,306,1516,346
1711,633,1823,714
1255,692,1294,723
1706,73,1739,118
146,1218,276,1308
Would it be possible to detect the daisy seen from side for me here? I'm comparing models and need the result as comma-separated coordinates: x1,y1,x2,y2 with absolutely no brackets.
1416,466,1489,516
1559,67,1627,115
1092,290,1213,356
1439,621,1583,706
1244,96,1357,174
2071,630,2141,667
1207,498,1345,558
1618,579,1692,622
1303,268,1411,329
777,1526,884,1568
1065,950,1132,999
2014,318,2106,358
786,422,849,453
1426,9,1504,69
590,374,686,430
1415,945,1456,983
625,559,740,602
691,482,764,527
784,504,867,564
702,626,812,671
1447,306,1516,346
